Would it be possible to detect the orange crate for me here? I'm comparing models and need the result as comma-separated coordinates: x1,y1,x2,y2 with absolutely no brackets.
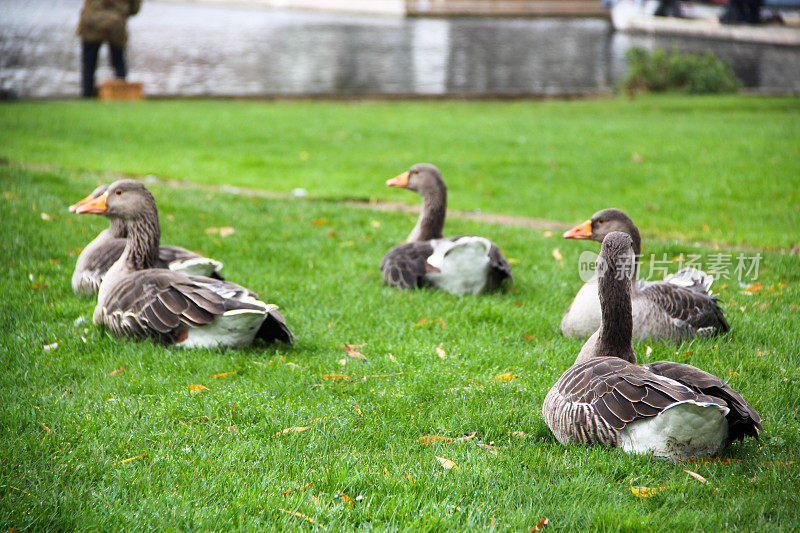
97,79,143,100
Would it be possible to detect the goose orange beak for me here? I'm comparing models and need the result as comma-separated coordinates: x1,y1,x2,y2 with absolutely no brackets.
75,191,109,214
68,192,98,213
386,171,409,188
563,219,592,239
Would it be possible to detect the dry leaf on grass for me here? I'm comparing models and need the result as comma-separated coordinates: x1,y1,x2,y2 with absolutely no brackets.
415,317,447,329
743,283,763,293
41,423,51,436
278,508,319,526
323,374,351,380
109,366,126,377
552,248,563,262
436,345,447,359
210,371,236,378
645,345,653,356
188,384,210,393
115,453,147,465
685,458,742,465
343,344,367,361
683,469,708,484
311,219,328,226
491,372,517,382
353,401,363,416
758,460,795,468
476,443,499,455
435,456,458,470
511,431,529,438
279,481,313,496
419,433,475,445
336,491,354,507
205,226,235,237
630,485,670,497
276,426,312,437
531,517,549,532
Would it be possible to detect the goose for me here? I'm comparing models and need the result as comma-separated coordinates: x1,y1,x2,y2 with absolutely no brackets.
543,232,761,459
69,185,224,297
74,179,293,348
379,164,513,295
560,208,729,342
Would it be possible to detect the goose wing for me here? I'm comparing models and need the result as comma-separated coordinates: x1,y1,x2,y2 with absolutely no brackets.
101,270,266,343
380,241,435,289
638,282,729,334
643,360,762,441
159,245,225,280
554,357,726,432
74,238,126,294
450,234,513,286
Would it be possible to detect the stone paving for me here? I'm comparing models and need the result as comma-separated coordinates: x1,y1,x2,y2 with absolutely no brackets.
1,0,798,98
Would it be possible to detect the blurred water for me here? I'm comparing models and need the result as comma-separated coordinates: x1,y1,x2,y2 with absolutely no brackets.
1,0,798,98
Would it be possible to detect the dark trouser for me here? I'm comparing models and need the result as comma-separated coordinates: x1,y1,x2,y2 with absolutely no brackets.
81,40,127,98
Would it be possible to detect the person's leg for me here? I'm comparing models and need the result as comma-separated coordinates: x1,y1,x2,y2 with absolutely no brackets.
81,40,101,97
109,43,127,80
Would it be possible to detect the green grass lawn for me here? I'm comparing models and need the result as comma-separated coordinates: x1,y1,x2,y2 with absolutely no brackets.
1,96,799,249
2,158,799,530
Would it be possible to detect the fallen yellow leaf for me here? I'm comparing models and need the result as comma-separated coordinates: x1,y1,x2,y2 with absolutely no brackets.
188,384,209,393
115,453,147,465
353,401,363,416
41,422,51,436
323,374,351,379
630,485,670,497
109,366,126,377
511,431,529,438
758,460,795,468
210,371,236,378
491,372,517,382
435,456,458,470
552,248,563,262
405,473,415,483
276,426,312,437
311,219,328,226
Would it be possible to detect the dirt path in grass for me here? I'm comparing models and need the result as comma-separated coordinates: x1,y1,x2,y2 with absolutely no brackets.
9,160,789,253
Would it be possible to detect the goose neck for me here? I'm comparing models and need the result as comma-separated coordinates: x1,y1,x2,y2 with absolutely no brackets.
407,187,446,242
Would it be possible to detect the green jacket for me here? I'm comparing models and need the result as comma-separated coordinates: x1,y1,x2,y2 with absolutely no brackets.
77,0,141,46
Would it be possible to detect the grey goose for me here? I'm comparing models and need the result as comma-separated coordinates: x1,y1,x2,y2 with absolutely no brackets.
380,164,513,295
543,232,761,459
70,185,224,296
560,208,729,342
75,180,292,348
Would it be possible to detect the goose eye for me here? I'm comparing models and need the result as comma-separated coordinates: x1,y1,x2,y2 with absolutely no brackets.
115,190,122,196
598,218,604,224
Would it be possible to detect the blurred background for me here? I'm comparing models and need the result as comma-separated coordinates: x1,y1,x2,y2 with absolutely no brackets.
1,0,799,98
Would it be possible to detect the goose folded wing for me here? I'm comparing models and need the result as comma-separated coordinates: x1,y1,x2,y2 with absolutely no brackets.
380,241,434,289
104,271,234,340
644,360,763,440
639,283,729,332
81,239,126,289
557,357,722,430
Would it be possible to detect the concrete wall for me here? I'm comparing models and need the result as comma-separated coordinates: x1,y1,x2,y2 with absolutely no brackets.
179,0,607,17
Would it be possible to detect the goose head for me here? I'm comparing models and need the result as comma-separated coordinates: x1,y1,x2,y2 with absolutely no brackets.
75,179,157,222
386,163,446,197
563,208,641,256
69,184,108,213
